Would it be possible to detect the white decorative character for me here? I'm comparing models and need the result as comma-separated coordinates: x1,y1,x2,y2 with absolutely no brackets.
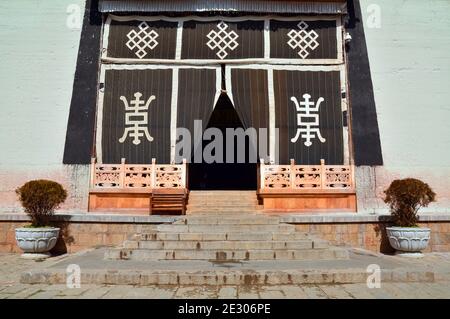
290,93,326,147
119,92,155,145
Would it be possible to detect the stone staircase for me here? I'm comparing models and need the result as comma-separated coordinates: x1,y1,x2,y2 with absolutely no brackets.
105,214,349,262
186,191,262,214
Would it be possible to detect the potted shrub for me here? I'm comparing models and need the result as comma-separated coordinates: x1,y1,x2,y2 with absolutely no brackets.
384,178,436,256
15,180,67,258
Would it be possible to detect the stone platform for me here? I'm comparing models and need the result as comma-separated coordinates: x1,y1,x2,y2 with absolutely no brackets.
18,214,450,287
20,247,449,286
105,214,348,262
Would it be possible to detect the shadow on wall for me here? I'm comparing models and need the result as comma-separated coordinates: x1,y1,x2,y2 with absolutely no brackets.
50,217,75,255
374,217,395,254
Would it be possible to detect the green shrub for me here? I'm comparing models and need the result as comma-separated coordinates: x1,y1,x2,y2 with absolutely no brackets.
384,178,436,227
16,180,67,227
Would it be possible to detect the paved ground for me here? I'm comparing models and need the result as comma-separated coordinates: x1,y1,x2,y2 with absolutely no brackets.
1,252,450,299
1,281,450,299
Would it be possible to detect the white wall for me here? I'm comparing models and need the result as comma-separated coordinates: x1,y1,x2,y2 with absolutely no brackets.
358,0,450,213
0,0,89,212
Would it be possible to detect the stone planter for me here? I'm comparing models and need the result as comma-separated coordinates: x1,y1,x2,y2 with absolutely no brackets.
15,227,60,258
386,226,430,254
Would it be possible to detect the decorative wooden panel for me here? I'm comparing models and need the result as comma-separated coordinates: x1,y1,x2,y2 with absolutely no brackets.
90,158,186,189
260,159,354,191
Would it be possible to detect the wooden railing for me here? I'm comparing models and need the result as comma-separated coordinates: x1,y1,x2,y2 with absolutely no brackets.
90,158,187,189
259,159,355,191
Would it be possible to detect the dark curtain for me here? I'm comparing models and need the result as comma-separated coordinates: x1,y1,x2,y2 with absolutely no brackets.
270,20,338,60
227,68,270,160
274,70,343,165
176,68,221,162
181,20,264,60
101,69,172,164
107,19,178,59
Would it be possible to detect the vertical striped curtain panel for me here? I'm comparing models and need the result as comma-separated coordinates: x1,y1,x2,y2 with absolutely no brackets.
97,14,344,164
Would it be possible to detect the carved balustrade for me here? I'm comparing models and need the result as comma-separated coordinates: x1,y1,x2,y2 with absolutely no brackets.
90,158,187,189
259,159,355,191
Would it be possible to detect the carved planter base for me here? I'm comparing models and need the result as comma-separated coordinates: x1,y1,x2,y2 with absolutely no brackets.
15,227,60,258
386,227,431,254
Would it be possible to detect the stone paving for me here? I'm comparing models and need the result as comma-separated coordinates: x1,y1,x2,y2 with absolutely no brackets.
1,252,450,299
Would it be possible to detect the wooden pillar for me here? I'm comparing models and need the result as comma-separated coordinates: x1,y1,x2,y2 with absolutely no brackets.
120,158,126,188
350,164,356,190
259,158,265,190
290,159,295,189
151,158,156,188
90,157,96,189
181,158,187,188
320,159,326,189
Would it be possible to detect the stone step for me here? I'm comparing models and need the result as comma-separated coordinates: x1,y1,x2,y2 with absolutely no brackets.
186,206,260,210
186,209,262,214
105,247,349,261
187,201,259,207
188,194,257,199
179,216,280,225
123,239,328,250
136,231,312,241
188,191,256,195
155,224,296,233
22,266,436,286
188,197,257,201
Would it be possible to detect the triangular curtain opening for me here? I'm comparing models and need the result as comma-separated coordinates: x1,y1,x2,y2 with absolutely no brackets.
188,93,257,190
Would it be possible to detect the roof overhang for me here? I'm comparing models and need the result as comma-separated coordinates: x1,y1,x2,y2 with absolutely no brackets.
98,0,347,15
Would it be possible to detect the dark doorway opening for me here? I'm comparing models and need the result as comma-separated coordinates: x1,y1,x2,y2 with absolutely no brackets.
188,94,257,190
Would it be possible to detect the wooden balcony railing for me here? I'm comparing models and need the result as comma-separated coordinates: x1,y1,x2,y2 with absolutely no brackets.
90,158,187,189
259,159,355,191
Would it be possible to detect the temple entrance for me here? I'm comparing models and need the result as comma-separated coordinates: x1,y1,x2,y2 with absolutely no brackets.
188,94,257,190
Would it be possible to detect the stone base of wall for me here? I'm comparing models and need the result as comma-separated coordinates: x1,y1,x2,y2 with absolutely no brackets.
0,221,148,254
294,222,450,253
1,214,449,254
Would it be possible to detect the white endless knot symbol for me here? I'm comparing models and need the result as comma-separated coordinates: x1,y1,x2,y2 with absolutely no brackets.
126,22,159,59
119,92,155,145
206,21,239,60
290,93,326,147
287,21,319,59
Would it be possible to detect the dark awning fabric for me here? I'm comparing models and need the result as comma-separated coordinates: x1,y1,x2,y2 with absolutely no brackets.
106,19,178,59
181,20,264,60
104,16,342,63
101,68,172,164
270,19,338,60
99,0,347,14
274,69,343,165
227,68,271,161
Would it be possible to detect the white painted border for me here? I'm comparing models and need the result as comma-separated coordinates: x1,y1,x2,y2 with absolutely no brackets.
108,14,341,23
102,14,343,65
214,67,222,108
225,64,347,164
175,21,184,60
96,66,107,163
224,66,234,106
263,19,270,59
102,64,221,70
102,16,111,60
267,68,276,163
170,68,179,163
96,64,222,164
